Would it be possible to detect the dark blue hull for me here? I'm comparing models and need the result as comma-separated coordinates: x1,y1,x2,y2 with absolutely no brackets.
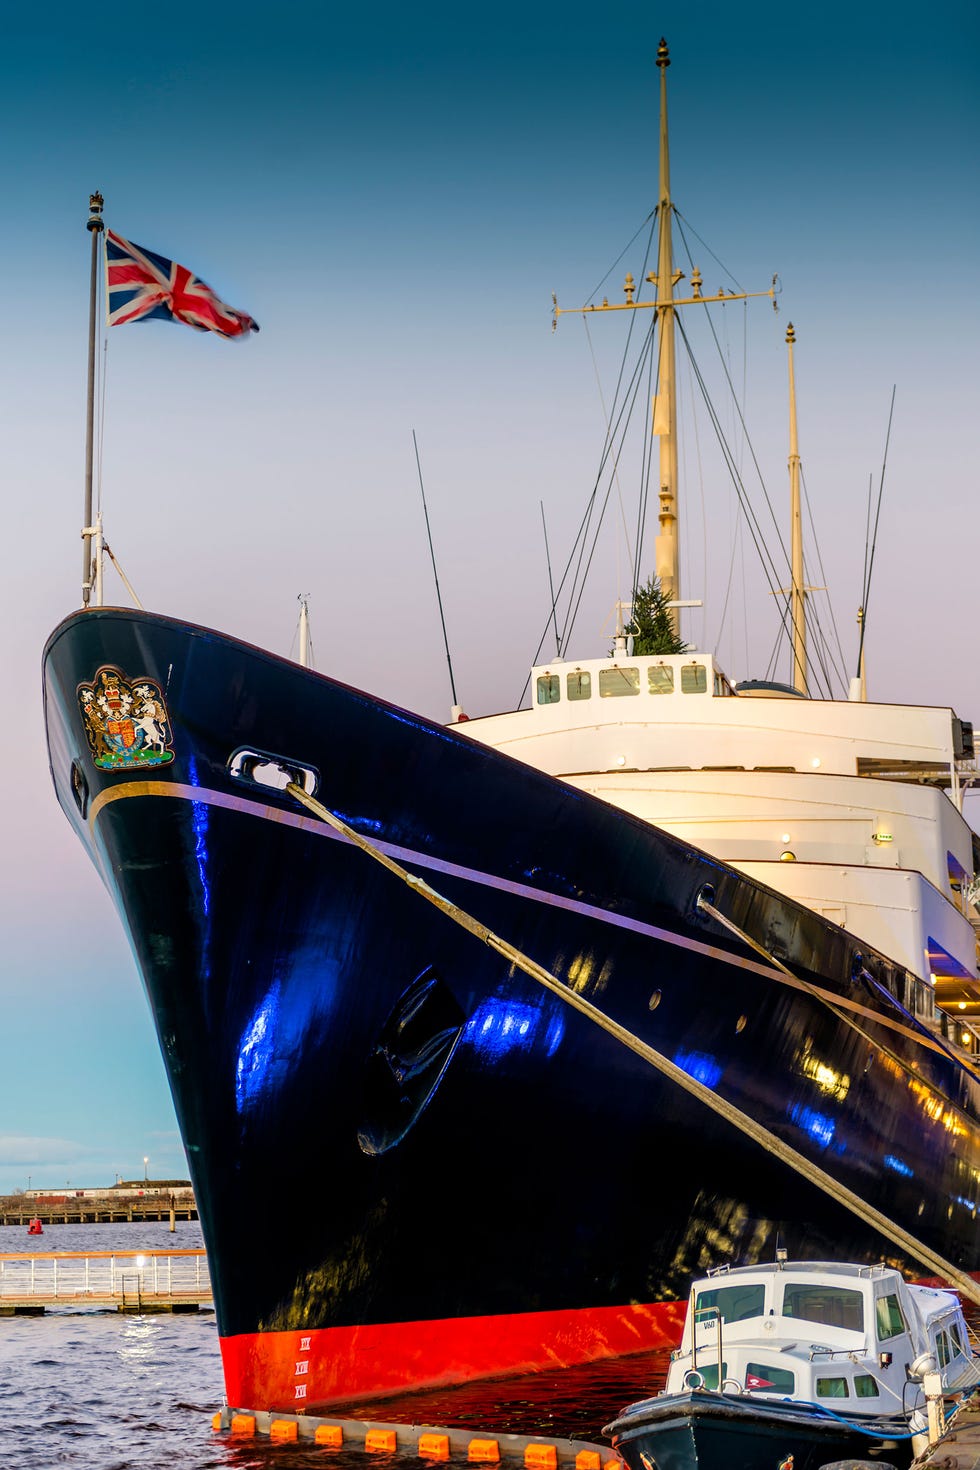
42,607,980,1410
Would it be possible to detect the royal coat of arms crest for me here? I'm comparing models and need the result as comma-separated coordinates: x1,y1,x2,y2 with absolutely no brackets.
77,668,175,770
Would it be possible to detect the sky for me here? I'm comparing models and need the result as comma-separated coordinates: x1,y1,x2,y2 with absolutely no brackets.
1,0,977,1192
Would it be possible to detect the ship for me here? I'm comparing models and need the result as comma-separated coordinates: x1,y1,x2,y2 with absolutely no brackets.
43,40,980,1421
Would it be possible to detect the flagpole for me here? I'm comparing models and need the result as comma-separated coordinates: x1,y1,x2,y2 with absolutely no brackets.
82,191,104,607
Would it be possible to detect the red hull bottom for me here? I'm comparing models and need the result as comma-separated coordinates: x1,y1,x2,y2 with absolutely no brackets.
220,1301,687,1413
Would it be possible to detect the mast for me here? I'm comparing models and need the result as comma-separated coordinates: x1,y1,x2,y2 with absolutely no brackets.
652,39,680,637
82,192,104,608
551,41,778,653
786,323,807,694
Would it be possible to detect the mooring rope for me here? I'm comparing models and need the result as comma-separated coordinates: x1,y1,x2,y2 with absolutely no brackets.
285,780,980,1308
696,896,961,1067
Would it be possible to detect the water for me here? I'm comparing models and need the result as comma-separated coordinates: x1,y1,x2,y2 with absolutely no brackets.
0,1221,669,1468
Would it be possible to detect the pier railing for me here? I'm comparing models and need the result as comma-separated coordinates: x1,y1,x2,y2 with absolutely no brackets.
0,1248,212,1311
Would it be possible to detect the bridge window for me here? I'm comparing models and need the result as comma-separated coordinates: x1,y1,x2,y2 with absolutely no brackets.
782,1284,864,1331
855,1375,879,1397
599,666,640,698
567,670,592,701
648,665,674,695
816,1377,849,1398
536,674,561,705
695,1283,765,1324
681,663,708,694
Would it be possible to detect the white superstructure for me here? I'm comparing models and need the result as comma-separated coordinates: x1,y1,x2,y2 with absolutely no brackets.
459,652,980,1030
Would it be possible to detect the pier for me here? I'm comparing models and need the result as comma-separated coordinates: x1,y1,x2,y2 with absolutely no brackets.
212,1406,614,1467
0,1189,197,1226
919,1396,980,1467
0,1248,212,1313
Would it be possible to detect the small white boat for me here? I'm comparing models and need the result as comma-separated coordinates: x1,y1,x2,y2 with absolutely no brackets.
604,1257,980,1470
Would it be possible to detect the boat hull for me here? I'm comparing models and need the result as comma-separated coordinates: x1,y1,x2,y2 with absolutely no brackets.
43,608,980,1413
605,1390,908,1470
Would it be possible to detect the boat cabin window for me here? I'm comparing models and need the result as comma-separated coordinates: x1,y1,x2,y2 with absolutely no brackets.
695,1362,727,1390
681,663,708,694
695,1283,765,1325
781,1284,864,1332
746,1363,795,1394
648,665,674,695
936,1328,964,1368
536,674,561,705
599,666,640,698
875,1294,907,1341
816,1377,849,1398
855,1375,879,1397
567,670,591,701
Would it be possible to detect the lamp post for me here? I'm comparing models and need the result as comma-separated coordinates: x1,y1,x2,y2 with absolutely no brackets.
143,1156,148,1183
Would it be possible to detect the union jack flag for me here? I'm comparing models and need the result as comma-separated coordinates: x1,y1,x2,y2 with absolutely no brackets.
105,229,259,338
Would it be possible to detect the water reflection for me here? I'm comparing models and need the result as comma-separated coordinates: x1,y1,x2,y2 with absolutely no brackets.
329,1348,672,1442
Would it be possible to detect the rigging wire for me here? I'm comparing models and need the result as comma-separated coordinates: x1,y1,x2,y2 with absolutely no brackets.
800,463,849,690
540,501,561,657
675,217,790,573
516,305,661,707
857,389,896,679
630,313,659,606
561,323,657,653
516,215,661,701
582,210,658,307
413,430,458,709
581,315,636,588
674,314,797,667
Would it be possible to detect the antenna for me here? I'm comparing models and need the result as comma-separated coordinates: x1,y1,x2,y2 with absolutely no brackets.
412,431,459,711
540,501,561,657
854,386,896,686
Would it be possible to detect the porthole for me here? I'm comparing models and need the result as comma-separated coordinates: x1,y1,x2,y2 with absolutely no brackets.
735,1015,748,1034
649,990,662,1011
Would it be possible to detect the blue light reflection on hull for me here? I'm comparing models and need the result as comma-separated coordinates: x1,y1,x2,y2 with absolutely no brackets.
186,756,212,919
236,981,282,1112
673,1049,723,1090
464,996,564,1061
788,1102,835,1150
884,1154,914,1178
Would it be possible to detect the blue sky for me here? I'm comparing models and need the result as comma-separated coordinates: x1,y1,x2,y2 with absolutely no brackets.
1,0,978,1190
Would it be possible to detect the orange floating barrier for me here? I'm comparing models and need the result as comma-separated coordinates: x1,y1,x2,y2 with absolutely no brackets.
365,1429,399,1453
575,1454,602,1470
525,1445,558,1470
418,1432,451,1459
315,1424,345,1447
230,1413,256,1436
270,1419,299,1442
211,1413,222,1432
468,1438,501,1462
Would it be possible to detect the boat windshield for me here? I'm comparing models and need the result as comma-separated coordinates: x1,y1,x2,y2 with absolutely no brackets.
695,1283,766,1325
781,1283,864,1332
